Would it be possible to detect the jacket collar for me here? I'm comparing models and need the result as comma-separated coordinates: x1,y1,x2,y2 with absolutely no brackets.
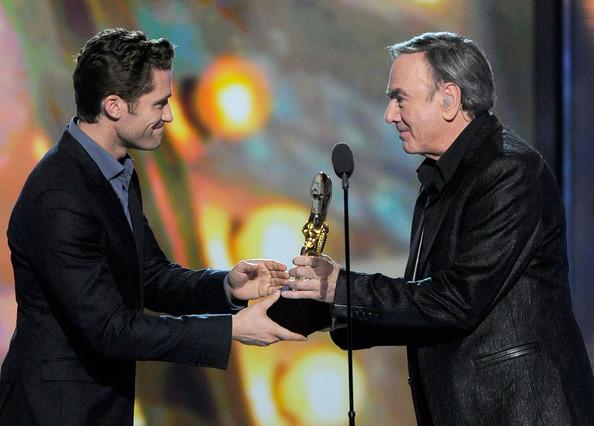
418,114,503,270
56,131,138,247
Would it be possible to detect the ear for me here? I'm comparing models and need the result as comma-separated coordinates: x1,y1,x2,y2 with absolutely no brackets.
439,83,462,121
102,95,123,120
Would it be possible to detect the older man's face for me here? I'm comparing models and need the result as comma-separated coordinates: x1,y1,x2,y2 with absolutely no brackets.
384,52,447,160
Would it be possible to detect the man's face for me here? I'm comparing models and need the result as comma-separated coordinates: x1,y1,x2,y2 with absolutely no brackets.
116,68,173,151
384,52,445,159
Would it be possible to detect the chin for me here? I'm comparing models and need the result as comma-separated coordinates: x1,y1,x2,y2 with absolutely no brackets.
401,141,416,155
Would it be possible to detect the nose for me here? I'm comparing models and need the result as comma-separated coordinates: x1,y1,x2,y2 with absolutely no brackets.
162,103,173,123
384,100,401,125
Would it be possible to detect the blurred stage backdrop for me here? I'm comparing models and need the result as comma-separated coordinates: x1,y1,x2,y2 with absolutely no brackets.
0,1,535,425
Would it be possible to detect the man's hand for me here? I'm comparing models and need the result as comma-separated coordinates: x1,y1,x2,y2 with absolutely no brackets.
281,254,340,303
231,293,307,346
228,259,289,300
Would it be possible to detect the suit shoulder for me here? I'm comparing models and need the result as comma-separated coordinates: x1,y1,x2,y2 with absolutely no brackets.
11,145,92,222
23,144,87,194
480,128,544,180
500,128,542,164
463,128,549,201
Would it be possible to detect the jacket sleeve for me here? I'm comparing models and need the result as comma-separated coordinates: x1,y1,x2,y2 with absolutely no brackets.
331,154,544,348
26,189,231,368
139,214,241,316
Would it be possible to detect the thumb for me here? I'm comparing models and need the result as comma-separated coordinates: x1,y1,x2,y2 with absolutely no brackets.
259,292,281,310
233,260,257,275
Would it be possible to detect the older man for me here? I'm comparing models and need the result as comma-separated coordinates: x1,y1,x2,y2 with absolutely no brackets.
283,32,594,425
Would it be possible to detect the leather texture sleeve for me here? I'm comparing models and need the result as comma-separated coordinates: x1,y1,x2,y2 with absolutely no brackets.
331,152,543,347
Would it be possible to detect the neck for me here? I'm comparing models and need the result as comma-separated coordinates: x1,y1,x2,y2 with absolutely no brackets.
78,119,127,159
428,110,474,160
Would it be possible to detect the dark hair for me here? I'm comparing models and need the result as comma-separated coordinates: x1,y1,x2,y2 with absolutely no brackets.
73,28,174,123
387,32,495,117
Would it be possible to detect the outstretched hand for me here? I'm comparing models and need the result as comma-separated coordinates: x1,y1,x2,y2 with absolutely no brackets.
228,259,290,300
281,254,340,303
232,293,307,346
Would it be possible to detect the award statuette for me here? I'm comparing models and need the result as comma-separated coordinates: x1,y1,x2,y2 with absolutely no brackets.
267,172,334,336
300,172,332,257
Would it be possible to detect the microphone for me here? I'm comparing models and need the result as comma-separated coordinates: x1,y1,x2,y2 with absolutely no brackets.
331,141,356,425
331,143,354,189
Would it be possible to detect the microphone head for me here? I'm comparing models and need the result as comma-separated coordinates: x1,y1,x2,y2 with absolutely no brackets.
331,142,354,178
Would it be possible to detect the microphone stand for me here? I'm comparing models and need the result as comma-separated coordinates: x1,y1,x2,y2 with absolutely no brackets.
340,172,356,426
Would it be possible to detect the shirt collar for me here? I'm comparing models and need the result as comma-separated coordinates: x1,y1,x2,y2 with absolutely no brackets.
67,117,132,181
417,111,489,195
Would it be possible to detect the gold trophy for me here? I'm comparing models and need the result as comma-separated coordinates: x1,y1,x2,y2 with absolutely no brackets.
267,172,334,336
300,172,332,256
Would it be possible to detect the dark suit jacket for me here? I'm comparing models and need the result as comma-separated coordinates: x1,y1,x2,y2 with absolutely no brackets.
331,116,594,425
0,131,237,425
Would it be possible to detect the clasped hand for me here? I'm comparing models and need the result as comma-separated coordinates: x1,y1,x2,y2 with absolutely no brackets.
281,254,340,304
228,259,307,346
227,259,289,300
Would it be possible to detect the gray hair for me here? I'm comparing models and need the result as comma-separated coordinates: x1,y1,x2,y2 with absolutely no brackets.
387,32,495,116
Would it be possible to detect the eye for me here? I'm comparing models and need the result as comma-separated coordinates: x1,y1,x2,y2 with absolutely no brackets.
155,99,169,109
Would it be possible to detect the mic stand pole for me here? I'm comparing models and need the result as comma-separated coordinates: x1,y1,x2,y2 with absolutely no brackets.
341,173,355,426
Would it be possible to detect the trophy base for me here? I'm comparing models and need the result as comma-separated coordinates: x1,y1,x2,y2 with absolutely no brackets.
267,297,332,336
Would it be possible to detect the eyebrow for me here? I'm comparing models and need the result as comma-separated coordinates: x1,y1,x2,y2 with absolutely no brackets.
386,88,408,99
153,94,171,106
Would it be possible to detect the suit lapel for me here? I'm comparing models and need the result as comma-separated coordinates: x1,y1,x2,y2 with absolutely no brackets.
58,131,139,268
418,116,502,272
128,172,145,307
418,175,465,271
405,188,429,280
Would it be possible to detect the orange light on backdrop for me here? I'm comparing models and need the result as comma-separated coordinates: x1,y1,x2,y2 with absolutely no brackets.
165,95,205,162
196,56,272,140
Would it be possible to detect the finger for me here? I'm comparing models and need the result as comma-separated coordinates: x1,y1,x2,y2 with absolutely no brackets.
249,259,288,271
292,255,313,267
288,266,314,279
274,326,308,342
262,259,288,271
237,261,259,274
266,285,284,295
290,279,320,291
270,278,289,287
259,292,281,308
269,270,290,279
280,289,320,300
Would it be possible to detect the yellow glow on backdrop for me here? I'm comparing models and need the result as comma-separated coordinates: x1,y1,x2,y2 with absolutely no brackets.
133,399,147,426
414,0,443,5
165,95,205,162
235,337,354,426
32,133,51,160
233,204,308,265
274,350,368,425
196,56,272,140
196,203,233,269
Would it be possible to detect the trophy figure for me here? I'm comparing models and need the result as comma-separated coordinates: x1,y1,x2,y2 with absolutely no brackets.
267,172,334,336
300,172,332,256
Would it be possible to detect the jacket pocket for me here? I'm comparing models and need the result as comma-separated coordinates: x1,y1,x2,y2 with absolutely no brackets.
40,358,96,383
474,342,540,370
